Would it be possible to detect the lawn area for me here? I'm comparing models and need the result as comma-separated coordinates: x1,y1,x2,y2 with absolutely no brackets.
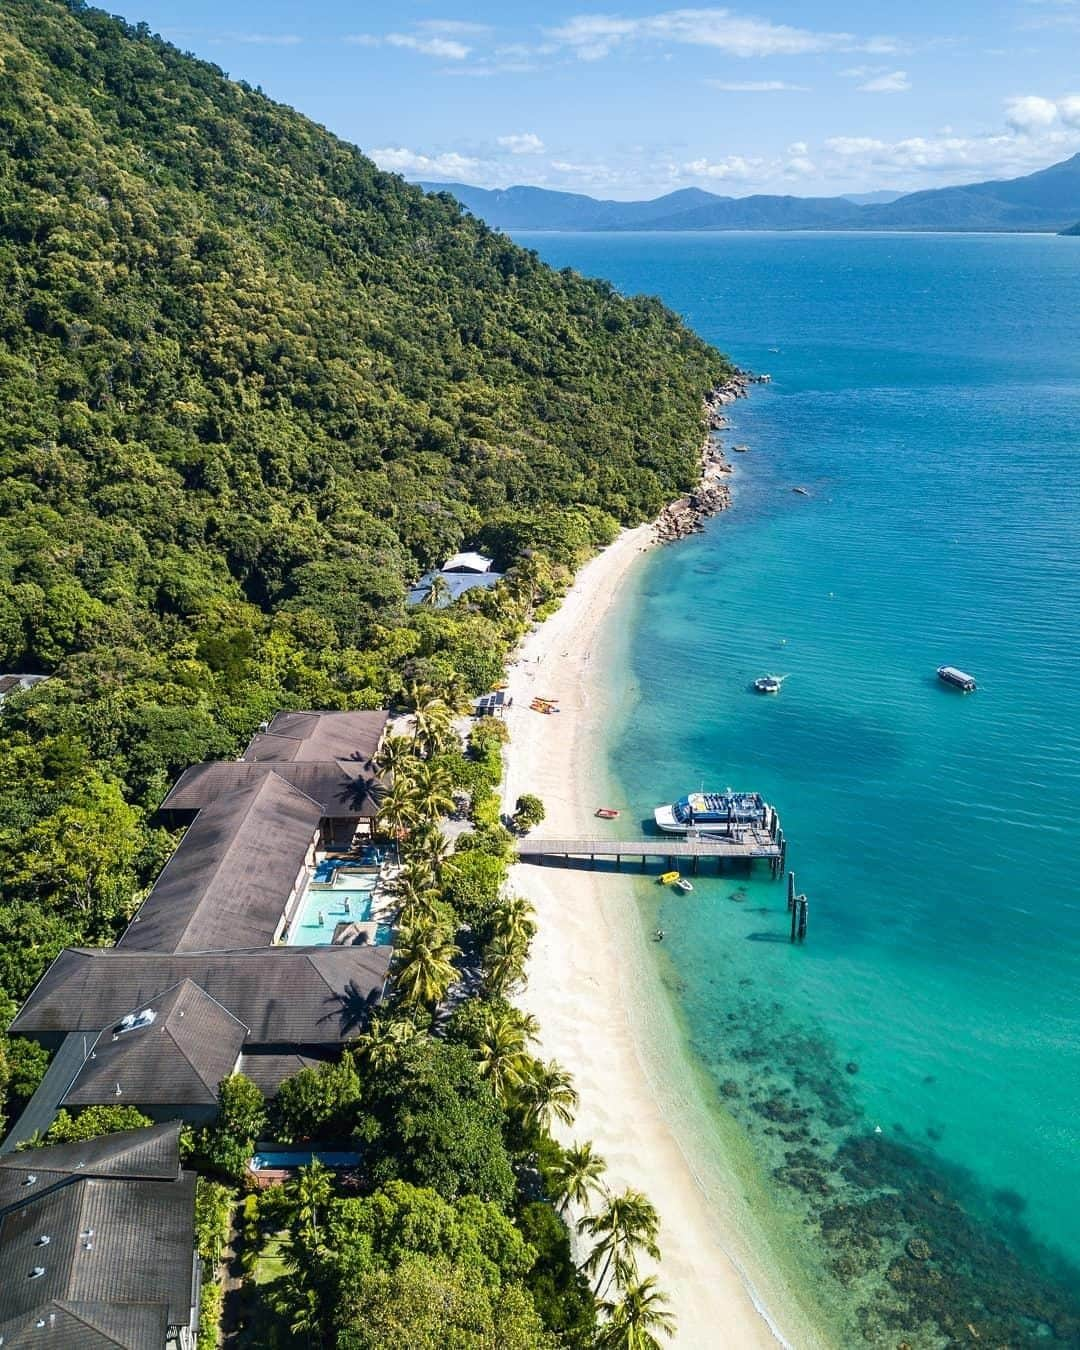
253,1231,290,1286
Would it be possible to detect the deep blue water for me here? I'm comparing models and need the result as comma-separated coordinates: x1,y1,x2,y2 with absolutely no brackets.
519,232,1080,1344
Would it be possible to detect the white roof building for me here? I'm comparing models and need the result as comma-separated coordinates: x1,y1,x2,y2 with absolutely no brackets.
442,551,493,574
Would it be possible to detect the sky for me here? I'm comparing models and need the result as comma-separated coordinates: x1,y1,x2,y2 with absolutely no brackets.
122,1,1080,199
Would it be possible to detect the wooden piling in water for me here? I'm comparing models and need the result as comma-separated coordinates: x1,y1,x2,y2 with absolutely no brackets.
790,897,799,942
797,895,808,940
787,871,796,912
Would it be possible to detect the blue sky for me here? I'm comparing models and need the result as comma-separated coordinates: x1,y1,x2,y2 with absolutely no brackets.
125,1,1080,198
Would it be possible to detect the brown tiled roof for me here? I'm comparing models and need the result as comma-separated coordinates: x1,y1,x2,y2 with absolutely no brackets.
237,1050,329,1095
0,1124,194,1334
243,710,388,764
160,759,385,819
62,982,248,1109
0,1300,169,1349
11,947,392,1046
120,774,320,952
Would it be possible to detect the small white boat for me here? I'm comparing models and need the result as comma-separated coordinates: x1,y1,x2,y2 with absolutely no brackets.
753,674,784,694
937,665,976,692
675,878,694,893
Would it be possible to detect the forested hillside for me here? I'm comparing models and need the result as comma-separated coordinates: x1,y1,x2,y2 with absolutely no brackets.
0,0,725,1110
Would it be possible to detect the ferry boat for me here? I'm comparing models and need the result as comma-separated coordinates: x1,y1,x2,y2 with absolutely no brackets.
937,665,976,692
654,791,767,834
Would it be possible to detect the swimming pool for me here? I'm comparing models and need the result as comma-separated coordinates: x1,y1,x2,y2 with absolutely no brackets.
250,1149,360,1171
286,882,392,946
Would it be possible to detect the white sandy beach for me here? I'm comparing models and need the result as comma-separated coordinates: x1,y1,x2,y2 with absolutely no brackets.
501,528,821,1349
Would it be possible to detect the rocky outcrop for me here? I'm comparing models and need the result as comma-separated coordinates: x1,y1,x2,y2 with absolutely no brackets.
654,370,767,544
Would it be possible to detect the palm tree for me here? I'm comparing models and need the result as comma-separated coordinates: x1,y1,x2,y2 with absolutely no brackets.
424,573,451,608
475,1004,533,1105
598,1276,676,1349
393,920,461,1009
549,1140,608,1215
579,1188,662,1298
376,778,419,841
407,824,451,875
375,733,418,779
518,1058,579,1134
395,881,442,929
491,894,537,946
482,930,529,999
290,1159,334,1247
410,694,456,759
410,760,455,823
351,1013,418,1072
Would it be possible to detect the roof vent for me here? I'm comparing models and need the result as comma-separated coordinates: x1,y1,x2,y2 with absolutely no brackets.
83,1241,93,1251
80,1228,94,1239
23,1174,37,1186
35,1235,50,1246
29,1267,45,1279
114,1082,122,1096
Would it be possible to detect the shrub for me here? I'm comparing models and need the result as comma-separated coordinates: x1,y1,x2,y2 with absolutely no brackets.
512,794,546,833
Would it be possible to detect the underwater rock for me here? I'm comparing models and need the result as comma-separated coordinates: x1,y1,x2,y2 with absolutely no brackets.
905,1237,932,1262
719,1079,740,1098
846,1061,860,1075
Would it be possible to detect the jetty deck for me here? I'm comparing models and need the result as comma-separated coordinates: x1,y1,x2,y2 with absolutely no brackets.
516,827,785,875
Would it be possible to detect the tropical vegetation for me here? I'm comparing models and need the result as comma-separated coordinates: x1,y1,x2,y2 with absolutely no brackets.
0,0,724,1340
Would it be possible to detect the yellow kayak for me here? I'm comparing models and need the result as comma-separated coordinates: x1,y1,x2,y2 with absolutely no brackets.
659,870,680,885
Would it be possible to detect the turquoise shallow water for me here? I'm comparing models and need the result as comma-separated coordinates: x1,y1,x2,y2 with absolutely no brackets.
518,232,1080,1345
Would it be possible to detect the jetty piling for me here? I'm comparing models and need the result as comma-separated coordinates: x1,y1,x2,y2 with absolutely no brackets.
790,898,799,942
787,871,797,912
797,895,809,941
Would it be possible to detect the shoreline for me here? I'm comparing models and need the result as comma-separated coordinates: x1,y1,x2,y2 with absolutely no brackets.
500,525,827,1348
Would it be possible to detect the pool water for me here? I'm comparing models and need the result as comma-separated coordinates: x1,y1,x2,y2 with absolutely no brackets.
286,884,392,945
251,1150,361,1170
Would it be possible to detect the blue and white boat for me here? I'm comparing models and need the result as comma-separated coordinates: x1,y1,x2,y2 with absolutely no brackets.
654,791,767,834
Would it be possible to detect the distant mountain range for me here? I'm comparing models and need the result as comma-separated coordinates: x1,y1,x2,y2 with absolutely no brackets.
419,153,1080,233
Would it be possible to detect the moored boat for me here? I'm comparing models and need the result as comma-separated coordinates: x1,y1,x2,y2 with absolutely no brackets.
937,665,976,692
675,878,694,892
753,674,783,694
654,791,768,834
595,807,620,819
659,870,681,884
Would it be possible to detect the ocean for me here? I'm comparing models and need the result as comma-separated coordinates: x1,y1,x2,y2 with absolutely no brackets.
517,231,1080,1346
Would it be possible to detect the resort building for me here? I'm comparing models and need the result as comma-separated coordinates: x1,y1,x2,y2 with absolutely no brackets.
9,946,391,1123
407,550,504,608
161,709,390,850
0,1121,199,1349
3,709,396,1144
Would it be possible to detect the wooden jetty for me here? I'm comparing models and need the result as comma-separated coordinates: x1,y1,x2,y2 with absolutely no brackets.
516,824,786,877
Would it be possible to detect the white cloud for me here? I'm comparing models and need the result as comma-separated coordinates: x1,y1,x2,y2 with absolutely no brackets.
1004,93,1080,131
858,69,910,93
195,30,302,45
370,147,481,179
415,20,492,35
682,154,761,179
385,33,471,59
785,155,817,176
497,133,545,154
348,31,471,59
788,141,809,155
549,9,853,60
707,79,810,91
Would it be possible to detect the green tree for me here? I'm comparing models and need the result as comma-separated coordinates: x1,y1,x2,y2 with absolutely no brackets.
511,793,546,834
518,1059,579,1134
44,1105,153,1143
579,1189,662,1298
597,1275,677,1348
549,1140,608,1216
392,921,461,1010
